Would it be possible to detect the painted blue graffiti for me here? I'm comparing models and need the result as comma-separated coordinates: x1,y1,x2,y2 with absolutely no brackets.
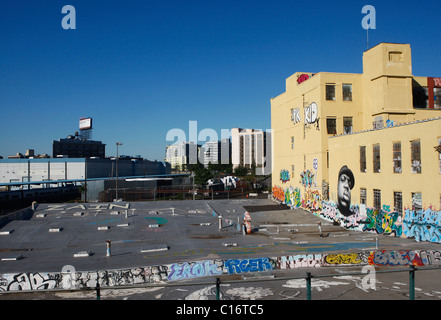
403,208,441,243
224,258,273,274
280,169,290,183
167,260,222,281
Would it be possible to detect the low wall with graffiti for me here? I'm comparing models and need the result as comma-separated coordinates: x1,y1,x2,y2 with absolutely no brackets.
2,249,441,292
272,185,441,243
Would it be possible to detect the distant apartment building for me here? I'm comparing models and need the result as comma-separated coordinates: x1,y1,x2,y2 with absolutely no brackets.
165,142,201,170
271,42,441,242
201,138,231,168
231,128,271,175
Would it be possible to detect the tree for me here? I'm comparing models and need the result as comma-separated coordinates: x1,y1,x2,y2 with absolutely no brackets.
194,167,213,187
234,165,249,177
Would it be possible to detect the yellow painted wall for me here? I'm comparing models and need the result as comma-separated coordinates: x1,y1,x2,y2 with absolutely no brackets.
328,118,441,211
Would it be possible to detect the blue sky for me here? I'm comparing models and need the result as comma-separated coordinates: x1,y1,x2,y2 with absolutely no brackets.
1,0,440,161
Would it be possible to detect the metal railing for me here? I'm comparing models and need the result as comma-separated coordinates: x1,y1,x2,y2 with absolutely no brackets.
1,265,440,300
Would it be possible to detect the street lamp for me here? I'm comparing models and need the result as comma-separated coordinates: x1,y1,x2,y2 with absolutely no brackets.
115,142,123,201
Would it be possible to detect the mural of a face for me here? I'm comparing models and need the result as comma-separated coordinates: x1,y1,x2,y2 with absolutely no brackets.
337,166,354,216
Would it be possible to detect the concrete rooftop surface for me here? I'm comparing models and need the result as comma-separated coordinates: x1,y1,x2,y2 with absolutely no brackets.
0,198,438,275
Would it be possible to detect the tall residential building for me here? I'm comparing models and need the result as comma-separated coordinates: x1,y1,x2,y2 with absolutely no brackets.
271,42,441,243
202,138,231,168
231,128,271,175
165,142,201,170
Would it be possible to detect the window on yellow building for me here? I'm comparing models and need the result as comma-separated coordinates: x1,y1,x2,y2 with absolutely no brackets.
413,85,428,108
412,192,422,211
360,146,366,173
291,165,295,178
373,144,381,173
360,188,367,205
343,117,353,134
393,142,402,173
343,84,352,101
326,84,336,101
326,118,337,135
410,139,421,174
373,189,381,211
291,136,295,149
394,191,403,215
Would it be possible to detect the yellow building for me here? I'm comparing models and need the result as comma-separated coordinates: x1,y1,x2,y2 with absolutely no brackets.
271,43,441,242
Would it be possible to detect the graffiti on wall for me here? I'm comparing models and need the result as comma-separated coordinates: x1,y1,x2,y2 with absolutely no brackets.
224,258,273,275
273,185,302,208
368,250,424,267
291,108,301,124
302,189,322,213
297,73,310,84
0,266,168,292
363,206,402,237
272,186,285,203
300,170,315,188
321,200,364,229
290,187,302,208
167,260,223,281
0,273,60,291
324,252,370,265
280,169,290,183
290,101,319,127
273,181,439,242
304,102,319,127
3,249,441,291
403,208,441,243
275,254,322,269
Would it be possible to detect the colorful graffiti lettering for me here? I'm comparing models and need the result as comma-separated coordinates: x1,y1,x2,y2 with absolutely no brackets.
403,208,441,243
324,253,368,265
300,170,315,188
280,169,290,183
224,258,273,274
284,188,291,205
3,249,441,292
320,201,364,229
167,260,222,281
297,73,310,84
363,207,402,237
290,187,301,208
272,186,285,203
302,189,321,213
368,250,424,267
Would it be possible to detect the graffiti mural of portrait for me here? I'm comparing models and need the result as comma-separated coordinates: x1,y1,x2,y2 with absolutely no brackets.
337,165,355,216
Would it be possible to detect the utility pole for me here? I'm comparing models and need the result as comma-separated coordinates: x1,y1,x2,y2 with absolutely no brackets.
115,142,123,201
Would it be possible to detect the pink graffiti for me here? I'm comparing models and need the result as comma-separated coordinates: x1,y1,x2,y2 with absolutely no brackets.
297,74,310,84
